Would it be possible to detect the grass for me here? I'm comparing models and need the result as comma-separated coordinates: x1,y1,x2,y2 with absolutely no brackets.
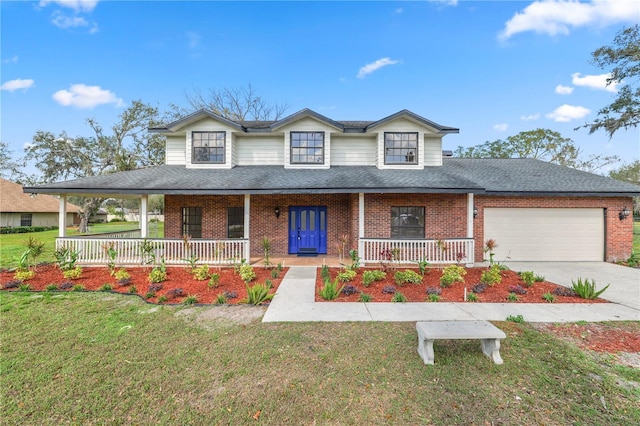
633,221,640,255
0,222,164,269
1,291,639,425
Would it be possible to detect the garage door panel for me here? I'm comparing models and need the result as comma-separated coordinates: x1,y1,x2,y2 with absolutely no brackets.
484,208,604,261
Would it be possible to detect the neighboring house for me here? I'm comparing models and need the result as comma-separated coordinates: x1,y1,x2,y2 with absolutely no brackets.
24,109,640,265
1,178,80,228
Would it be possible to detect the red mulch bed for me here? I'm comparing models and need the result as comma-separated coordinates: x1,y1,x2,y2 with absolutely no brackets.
0,264,285,305
540,322,640,353
314,267,609,303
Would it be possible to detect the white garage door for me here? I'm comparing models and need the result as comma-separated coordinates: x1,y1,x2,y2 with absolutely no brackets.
484,208,604,261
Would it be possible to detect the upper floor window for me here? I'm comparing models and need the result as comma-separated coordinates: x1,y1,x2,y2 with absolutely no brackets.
384,132,418,165
291,132,324,164
192,131,225,164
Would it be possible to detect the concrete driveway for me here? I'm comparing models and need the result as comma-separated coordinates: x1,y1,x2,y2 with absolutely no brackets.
506,262,640,311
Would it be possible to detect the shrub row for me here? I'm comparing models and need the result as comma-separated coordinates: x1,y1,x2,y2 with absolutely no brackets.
0,226,58,234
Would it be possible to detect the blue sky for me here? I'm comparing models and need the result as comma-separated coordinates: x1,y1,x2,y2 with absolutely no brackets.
1,0,639,176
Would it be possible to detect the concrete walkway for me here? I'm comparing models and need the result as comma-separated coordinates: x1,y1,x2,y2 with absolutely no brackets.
262,263,640,323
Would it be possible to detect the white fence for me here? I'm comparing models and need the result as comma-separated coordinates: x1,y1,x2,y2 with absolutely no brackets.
56,237,249,266
359,238,475,266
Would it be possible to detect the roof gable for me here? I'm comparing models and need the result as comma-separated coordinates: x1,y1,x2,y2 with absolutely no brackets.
366,109,459,134
270,108,345,131
150,109,245,133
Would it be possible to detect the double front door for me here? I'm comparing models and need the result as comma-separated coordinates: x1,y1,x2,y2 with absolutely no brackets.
288,206,327,254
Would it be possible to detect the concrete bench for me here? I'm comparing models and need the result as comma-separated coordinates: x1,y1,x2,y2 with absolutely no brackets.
416,321,506,365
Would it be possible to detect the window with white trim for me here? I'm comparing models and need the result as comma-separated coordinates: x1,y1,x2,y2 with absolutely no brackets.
291,131,324,164
192,131,225,164
384,132,418,165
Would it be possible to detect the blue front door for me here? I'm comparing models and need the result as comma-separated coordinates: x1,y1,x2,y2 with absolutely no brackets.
288,206,327,254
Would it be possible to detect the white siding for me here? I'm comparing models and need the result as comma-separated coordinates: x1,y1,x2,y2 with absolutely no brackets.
0,212,75,227
236,135,284,165
484,208,604,261
165,136,185,165
330,136,377,166
424,136,443,166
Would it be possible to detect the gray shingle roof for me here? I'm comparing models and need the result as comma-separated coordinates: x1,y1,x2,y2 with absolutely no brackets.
23,159,640,196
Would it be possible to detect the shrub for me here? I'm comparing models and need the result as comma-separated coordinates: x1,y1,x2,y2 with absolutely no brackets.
148,284,163,293
394,270,423,286
183,294,198,305
243,283,275,305
506,292,519,302
98,283,113,291
427,294,440,302
534,274,545,282
320,264,331,281
192,265,210,281
59,282,73,290
148,267,167,284
571,278,610,299
426,287,442,296
416,258,430,276
542,292,556,302
391,291,407,303
117,277,132,286
362,270,386,287
319,278,345,301
337,269,357,283
3,280,21,289
440,265,466,287
508,284,527,295
480,265,502,286
114,268,130,281
157,295,168,303
62,266,83,280
359,292,372,302
552,287,576,297
381,285,396,295
239,264,256,283
128,285,138,294
223,290,238,300
627,252,640,268
342,284,358,296
215,294,227,305
54,247,79,272
14,270,34,281
145,291,156,299
166,288,184,300
519,271,535,287
265,279,273,289
18,283,31,292
271,269,279,279
471,283,487,294
45,284,58,292
208,273,220,289
466,293,478,302
72,284,85,292
506,314,525,323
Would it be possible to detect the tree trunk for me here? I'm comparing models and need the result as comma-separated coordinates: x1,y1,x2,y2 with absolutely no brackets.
78,198,104,234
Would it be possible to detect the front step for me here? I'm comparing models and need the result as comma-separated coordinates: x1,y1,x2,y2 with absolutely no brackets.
297,248,318,257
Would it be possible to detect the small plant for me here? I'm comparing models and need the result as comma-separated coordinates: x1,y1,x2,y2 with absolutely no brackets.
337,269,357,282
114,268,130,281
149,284,163,293
506,292,519,302
24,237,46,267
233,258,248,275
277,263,283,272
534,274,545,282
394,270,423,286
103,243,118,276
362,270,386,287
148,266,167,283
480,264,502,286
428,294,440,302
271,269,279,279
359,292,372,302
265,279,273,288
166,288,185,300
319,278,345,301
391,291,407,303
626,252,640,268
519,271,535,287
215,293,227,304
439,265,466,287
471,283,487,294
571,277,610,299
157,295,168,303
18,283,31,292
45,284,58,292
192,265,210,281
60,282,73,290
484,239,498,265
139,238,157,266
552,287,576,297
466,292,478,302
145,291,156,299
415,258,430,276
62,266,83,280
381,285,396,295
117,277,132,287
183,294,198,305
223,290,238,299
72,284,85,292
262,236,272,268
347,249,360,271
54,246,80,272
128,285,138,294
320,264,331,281
98,283,113,291
506,314,525,323
3,280,21,289
342,284,358,296
508,284,527,295
239,264,256,283
542,292,556,303
243,283,275,305
14,269,35,281
208,273,220,289
426,287,442,296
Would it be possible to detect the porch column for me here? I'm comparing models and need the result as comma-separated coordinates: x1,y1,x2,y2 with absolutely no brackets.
59,195,67,237
140,194,148,238
467,193,474,238
358,193,365,259
244,194,250,260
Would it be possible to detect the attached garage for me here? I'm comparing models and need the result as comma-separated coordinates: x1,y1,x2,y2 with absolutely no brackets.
483,208,605,261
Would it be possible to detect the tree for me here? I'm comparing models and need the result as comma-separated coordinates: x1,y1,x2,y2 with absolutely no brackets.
0,141,25,182
582,25,640,138
24,100,164,232
171,84,288,121
610,160,640,214
454,129,619,172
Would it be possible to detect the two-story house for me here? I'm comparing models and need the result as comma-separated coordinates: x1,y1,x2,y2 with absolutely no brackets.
25,108,640,266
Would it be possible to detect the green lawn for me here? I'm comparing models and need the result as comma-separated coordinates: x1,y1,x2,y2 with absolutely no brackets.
0,222,164,269
1,291,639,425
634,221,640,255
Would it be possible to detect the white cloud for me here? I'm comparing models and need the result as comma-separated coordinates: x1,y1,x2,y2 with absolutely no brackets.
52,12,88,29
357,57,400,78
186,31,201,49
3,55,19,64
52,84,124,108
1,79,35,92
493,123,509,132
39,0,99,13
521,113,540,121
546,104,590,122
499,0,638,40
555,84,574,94
571,72,619,92
23,142,34,150
394,8,403,15
428,0,458,6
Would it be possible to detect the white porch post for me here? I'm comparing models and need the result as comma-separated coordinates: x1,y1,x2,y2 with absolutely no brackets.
140,194,148,238
467,193,474,266
358,193,365,261
59,195,67,237
244,194,251,261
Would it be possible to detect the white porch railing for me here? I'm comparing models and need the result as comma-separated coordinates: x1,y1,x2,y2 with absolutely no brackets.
76,229,142,239
359,238,475,266
55,237,249,266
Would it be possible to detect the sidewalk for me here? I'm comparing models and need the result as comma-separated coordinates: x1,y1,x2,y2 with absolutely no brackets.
262,264,640,323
